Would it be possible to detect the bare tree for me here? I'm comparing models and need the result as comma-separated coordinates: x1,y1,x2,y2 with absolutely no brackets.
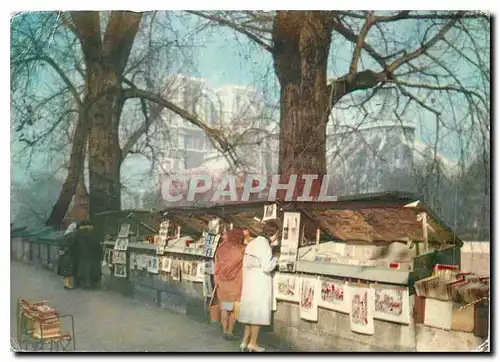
189,11,490,200
11,11,239,226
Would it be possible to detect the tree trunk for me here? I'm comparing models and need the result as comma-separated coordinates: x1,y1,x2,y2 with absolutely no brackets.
46,112,88,227
86,76,123,217
272,11,333,199
72,11,141,218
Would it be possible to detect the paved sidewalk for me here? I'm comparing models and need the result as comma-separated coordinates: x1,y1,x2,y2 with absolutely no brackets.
10,261,244,352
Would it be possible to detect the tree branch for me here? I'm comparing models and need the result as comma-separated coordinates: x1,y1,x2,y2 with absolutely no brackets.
388,18,459,72
122,87,236,164
349,12,376,74
187,11,274,53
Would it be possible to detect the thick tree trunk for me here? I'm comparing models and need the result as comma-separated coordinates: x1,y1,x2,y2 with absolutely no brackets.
72,11,141,219
86,72,123,217
272,11,333,199
46,112,88,227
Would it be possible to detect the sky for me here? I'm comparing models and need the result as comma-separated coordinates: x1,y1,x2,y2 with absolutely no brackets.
10,11,490,192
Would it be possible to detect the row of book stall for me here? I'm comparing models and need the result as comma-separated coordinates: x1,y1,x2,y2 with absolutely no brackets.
97,192,489,351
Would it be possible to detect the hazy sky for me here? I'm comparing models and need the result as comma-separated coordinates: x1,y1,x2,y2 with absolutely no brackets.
11,11,489,193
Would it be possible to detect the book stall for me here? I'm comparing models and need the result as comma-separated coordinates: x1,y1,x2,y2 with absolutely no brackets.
266,193,463,335
413,264,489,338
98,192,485,350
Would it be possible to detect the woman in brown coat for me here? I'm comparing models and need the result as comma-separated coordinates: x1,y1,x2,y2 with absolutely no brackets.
214,228,245,340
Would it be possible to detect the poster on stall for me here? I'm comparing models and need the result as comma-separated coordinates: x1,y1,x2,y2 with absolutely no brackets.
161,257,172,273
208,218,220,234
114,237,129,251
299,277,321,321
275,272,299,302
136,254,149,270
320,278,349,314
112,250,127,265
114,264,127,278
159,221,169,245
171,259,181,281
147,256,159,274
203,233,220,258
118,223,131,238
371,284,410,324
279,212,301,267
263,204,278,221
347,283,375,335
194,262,205,283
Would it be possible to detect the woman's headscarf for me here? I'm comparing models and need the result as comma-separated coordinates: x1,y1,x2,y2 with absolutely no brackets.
214,228,245,282
65,222,78,236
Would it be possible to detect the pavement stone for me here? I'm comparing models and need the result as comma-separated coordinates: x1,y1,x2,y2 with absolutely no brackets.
10,261,253,352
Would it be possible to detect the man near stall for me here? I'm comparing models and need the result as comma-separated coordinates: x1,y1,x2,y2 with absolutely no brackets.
57,222,79,289
75,220,102,289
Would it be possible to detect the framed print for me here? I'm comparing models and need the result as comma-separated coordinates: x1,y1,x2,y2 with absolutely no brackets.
171,259,181,281
112,250,127,265
263,204,278,221
347,283,375,335
118,223,131,238
320,278,349,314
147,256,159,274
114,264,127,278
114,237,129,251
275,272,299,302
299,277,321,321
161,257,172,273
157,244,165,255
208,218,220,235
279,212,301,263
371,284,410,324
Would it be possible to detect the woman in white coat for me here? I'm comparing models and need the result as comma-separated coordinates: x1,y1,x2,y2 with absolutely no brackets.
238,221,279,352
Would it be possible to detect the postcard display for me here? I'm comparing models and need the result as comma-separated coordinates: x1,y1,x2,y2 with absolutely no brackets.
111,223,130,278
279,212,301,272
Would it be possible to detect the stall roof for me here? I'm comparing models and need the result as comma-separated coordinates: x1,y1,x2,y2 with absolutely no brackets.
159,192,462,246
287,192,463,246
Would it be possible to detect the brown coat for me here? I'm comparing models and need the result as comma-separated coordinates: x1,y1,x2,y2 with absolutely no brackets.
214,241,245,302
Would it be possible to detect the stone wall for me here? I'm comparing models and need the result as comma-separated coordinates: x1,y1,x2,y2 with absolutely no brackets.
272,300,416,351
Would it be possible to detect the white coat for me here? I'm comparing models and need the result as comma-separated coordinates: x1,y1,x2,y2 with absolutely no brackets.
238,236,277,326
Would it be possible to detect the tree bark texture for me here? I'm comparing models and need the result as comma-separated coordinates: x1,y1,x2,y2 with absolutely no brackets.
73,11,141,218
272,11,333,199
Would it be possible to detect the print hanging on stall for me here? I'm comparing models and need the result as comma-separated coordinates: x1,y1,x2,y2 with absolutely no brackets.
171,259,181,281
118,223,131,238
263,204,278,221
114,237,129,251
112,250,127,265
156,244,165,255
182,261,194,281
114,264,127,278
348,283,375,335
159,220,170,245
189,262,204,282
147,256,159,274
299,277,321,321
208,218,220,235
136,254,149,270
161,257,172,273
279,212,301,269
320,278,349,314
274,272,299,302
371,284,410,324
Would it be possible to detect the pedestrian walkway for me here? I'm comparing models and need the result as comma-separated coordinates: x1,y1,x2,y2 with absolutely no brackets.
10,262,244,352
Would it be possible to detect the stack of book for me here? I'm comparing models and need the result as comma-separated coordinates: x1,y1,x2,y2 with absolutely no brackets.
23,302,61,340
